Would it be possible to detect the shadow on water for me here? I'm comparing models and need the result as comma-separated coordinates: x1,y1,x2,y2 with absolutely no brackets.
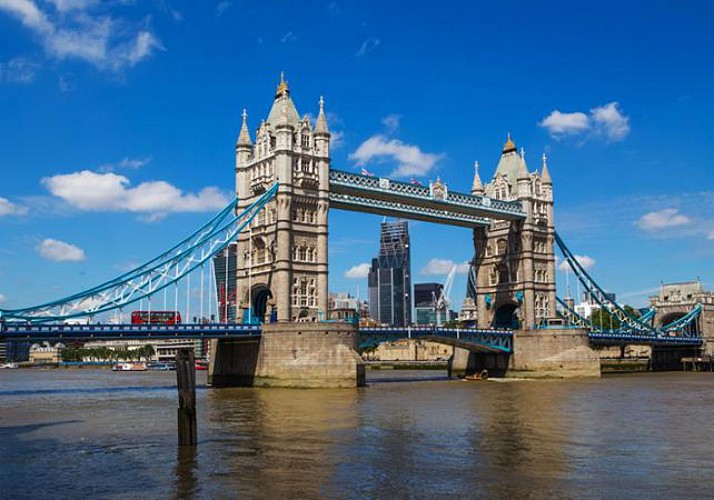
0,420,82,439
365,375,450,384
0,385,210,397
174,446,198,500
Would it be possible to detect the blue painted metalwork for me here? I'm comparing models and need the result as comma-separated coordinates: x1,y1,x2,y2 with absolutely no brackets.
358,326,513,353
0,184,278,323
0,323,261,341
329,169,525,224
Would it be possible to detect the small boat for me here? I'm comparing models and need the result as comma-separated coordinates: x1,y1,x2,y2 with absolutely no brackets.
195,360,208,371
464,370,489,381
0,362,19,369
146,362,175,371
112,362,147,372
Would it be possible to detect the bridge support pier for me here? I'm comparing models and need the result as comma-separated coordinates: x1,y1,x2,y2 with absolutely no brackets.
448,348,509,378
208,323,365,388
508,328,600,378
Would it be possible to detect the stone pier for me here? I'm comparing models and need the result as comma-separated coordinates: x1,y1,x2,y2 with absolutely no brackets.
448,328,601,379
209,322,365,388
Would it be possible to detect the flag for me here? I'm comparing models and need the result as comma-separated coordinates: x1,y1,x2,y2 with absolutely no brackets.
360,168,374,177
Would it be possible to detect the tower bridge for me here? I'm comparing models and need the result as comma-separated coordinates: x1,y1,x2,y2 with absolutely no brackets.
1,75,708,385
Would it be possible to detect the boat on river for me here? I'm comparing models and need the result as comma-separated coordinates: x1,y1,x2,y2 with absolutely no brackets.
0,362,19,369
112,362,147,372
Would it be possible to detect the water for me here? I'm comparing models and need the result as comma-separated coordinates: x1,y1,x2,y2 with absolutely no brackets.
1,369,713,499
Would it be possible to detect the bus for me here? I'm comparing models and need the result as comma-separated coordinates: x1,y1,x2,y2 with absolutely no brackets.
131,311,182,325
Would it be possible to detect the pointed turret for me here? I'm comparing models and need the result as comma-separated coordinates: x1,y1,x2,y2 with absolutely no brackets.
541,152,552,184
492,133,522,186
471,160,484,195
315,95,329,135
517,146,529,180
266,71,300,128
237,109,252,147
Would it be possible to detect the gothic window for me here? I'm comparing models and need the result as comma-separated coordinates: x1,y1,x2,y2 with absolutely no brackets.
498,263,509,284
306,247,313,262
301,130,310,148
298,245,307,261
489,266,498,286
292,209,298,221
299,279,308,307
497,239,507,255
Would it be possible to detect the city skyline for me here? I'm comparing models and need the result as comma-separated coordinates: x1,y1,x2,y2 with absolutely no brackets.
1,1,713,312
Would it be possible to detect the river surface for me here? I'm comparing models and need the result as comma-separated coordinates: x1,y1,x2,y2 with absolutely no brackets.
1,369,713,499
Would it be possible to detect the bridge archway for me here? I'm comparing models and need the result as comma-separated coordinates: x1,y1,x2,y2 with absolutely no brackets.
250,285,273,323
659,311,699,335
493,303,519,329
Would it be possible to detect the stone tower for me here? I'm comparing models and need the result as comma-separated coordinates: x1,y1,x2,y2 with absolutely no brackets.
234,74,331,322
472,135,556,329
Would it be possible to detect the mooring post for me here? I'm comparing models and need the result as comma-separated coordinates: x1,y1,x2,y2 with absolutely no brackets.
176,348,197,446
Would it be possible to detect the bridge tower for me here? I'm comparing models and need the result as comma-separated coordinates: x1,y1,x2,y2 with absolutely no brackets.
234,74,331,322
472,135,557,329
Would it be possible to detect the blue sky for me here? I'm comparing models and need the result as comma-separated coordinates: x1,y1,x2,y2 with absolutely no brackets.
0,0,713,314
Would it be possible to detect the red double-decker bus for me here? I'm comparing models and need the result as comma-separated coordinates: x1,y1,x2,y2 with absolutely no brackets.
131,311,182,325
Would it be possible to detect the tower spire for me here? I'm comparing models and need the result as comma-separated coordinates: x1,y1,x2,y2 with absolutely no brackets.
237,108,252,147
503,132,517,153
541,152,552,184
471,160,484,195
315,95,329,135
276,71,289,97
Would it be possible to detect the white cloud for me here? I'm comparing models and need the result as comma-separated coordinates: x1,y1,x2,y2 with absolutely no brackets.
98,156,151,172
37,238,86,262
280,31,297,43
0,293,5,303
539,110,589,136
708,230,714,241
344,263,370,279
591,102,630,141
539,101,630,142
420,258,470,275
636,208,691,231
216,1,232,16
0,57,39,84
0,197,28,216
558,254,595,272
349,135,444,178
381,114,401,133
356,36,379,56
0,0,163,71
42,170,230,216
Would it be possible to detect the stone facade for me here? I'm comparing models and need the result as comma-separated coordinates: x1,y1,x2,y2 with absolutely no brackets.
650,280,714,354
234,74,331,322
472,137,557,329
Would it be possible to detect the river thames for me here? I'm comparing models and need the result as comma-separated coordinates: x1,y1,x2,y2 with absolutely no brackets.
1,369,712,499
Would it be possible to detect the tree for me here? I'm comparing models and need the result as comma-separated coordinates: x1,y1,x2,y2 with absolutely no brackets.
590,305,641,331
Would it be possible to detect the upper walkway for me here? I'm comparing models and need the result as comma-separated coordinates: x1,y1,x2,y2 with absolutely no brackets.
328,169,525,227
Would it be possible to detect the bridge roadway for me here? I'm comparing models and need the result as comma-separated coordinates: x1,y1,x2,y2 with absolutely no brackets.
0,323,702,350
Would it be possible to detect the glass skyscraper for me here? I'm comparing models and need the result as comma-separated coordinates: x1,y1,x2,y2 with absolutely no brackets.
368,220,411,326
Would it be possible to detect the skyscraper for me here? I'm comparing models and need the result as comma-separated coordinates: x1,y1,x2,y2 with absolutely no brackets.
368,220,411,326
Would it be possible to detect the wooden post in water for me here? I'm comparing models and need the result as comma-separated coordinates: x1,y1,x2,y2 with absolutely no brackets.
176,348,197,446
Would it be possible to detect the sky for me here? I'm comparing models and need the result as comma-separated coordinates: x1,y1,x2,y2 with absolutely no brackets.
0,0,713,316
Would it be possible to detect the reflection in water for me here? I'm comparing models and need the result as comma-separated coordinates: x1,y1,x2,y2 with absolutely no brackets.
2,370,714,498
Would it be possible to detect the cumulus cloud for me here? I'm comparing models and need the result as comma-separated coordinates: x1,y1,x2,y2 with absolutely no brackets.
0,0,163,71
420,258,470,276
636,208,691,231
344,263,370,279
540,102,630,142
0,197,28,216
349,135,444,178
37,238,86,262
0,57,39,84
42,170,230,217
356,36,380,56
539,110,589,136
558,254,595,272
